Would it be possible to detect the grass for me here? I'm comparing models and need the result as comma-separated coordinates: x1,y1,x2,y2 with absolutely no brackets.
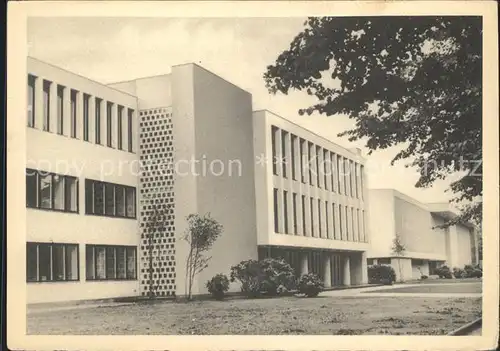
27,295,481,335
365,282,482,294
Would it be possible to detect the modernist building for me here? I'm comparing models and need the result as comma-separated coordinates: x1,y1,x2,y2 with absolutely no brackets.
25,57,369,304
367,189,479,281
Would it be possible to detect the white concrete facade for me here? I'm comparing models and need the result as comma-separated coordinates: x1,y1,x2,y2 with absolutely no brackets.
25,57,372,304
367,189,479,281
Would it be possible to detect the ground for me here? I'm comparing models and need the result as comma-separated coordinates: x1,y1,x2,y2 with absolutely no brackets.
28,282,482,335
365,282,482,294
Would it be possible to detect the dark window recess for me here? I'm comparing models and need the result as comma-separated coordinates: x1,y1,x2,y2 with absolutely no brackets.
85,179,136,219
85,244,137,280
26,242,79,282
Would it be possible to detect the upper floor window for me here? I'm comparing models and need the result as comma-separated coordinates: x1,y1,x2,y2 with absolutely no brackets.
85,179,136,218
281,130,288,178
107,102,113,147
71,90,78,138
27,75,36,128
127,109,134,152
291,134,297,180
57,85,65,135
95,98,102,144
117,105,124,150
43,80,51,132
26,168,79,213
27,242,79,282
83,94,90,141
271,126,278,175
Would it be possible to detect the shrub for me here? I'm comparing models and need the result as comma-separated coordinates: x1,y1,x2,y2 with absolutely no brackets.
206,273,230,300
297,273,324,297
464,264,482,278
435,265,453,279
453,267,466,279
230,258,297,297
368,264,396,285
420,275,428,280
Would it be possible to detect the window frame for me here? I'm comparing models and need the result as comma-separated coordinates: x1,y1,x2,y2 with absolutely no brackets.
27,74,36,128
84,178,136,219
127,108,134,153
26,168,79,214
26,242,80,283
85,244,137,281
83,93,90,141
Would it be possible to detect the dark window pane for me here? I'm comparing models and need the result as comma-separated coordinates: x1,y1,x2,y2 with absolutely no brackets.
106,247,116,279
43,80,51,131
52,245,65,281
117,106,123,150
26,243,38,282
126,247,136,279
85,179,93,214
26,170,37,208
95,98,101,144
57,85,64,135
27,75,36,127
115,186,126,216
38,244,51,281
105,183,115,216
116,247,126,279
86,246,95,280
39,173,52,209
93,182,104,215
95,247,106,279
125,187,135,218
127,109,134,152
65,245,78,280
83,94,89,141
71,90,78,138
65,177,78,212
53,175,65,210
107,102,113,147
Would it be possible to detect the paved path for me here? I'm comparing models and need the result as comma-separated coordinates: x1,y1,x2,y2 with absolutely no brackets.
27,302,135,315
322,282,482,298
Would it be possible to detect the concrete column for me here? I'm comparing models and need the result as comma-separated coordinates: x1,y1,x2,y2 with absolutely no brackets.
300,139,308,184
356,163,361,199
88,96,95,143
312,197,319,237
300,252,309,275
284,132,292,181
62,88,71,137
343,255,351,286
359,252,368,284
49,82,58,133
76,90,84,140
34,76,44,130
323,254,332,288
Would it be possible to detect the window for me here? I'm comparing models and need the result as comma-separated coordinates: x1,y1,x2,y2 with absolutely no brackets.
354,164,359,199
316,146,321,187
331,153,336,193
345,159,350,197
43,80,51,131
337,156,342,194
127,109,134,152
95,98,102,144
85,245,136,280
292,193,298,235
345,206,350,240
367,258,374,265
281,131,288,178
271,126,278,175
325,201,329,237
300,139,306,183
107,102,113,147
26,169,78,213
324,150,329,190
339,204,343,240
291,135,297,180
27,75,36,127
117,105,124,150
301,195,306,236
83,94,90,141
360,165,364,199
318,199,322,236
332,202,336,239
85,179,136,218
378,258,391,265
283,190,288,234
57,85,64,135
310,197,314,237
71,90,78,138
273,188,279,233
349,160,354,197
351,207,356,241
308,143,313,185
26,242,79,282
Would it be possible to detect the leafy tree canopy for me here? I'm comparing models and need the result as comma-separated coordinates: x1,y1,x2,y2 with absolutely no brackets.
264,16,482,226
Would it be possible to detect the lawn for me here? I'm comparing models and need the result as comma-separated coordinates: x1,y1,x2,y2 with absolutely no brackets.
27,295,481,335
365,282,482,294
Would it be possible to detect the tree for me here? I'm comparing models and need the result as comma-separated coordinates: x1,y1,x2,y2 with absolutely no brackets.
391,234,406,282
264,16,482,227
144,198,172,299
182,213,223,300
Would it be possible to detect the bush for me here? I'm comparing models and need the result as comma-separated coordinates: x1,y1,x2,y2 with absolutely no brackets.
464,264,482,278
453,267,466,279
420,275,428,280
368,264,396,285
435,265,453,279
206,273,230,300
297,273,324,297
230,258,297,297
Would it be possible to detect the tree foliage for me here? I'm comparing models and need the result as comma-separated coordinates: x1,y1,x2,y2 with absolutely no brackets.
183,213,223,300
264,16,482,226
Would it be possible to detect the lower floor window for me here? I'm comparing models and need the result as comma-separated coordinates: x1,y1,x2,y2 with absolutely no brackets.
85,245,137,280
26,242,79,282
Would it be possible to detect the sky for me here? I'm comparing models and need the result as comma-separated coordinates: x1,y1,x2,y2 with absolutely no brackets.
27,17,458,204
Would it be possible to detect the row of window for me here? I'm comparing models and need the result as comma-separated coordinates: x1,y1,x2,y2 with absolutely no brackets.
271,126,364,199
26,242,137,282
27,74,135,152
26,169,136,219
273,188,367,242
